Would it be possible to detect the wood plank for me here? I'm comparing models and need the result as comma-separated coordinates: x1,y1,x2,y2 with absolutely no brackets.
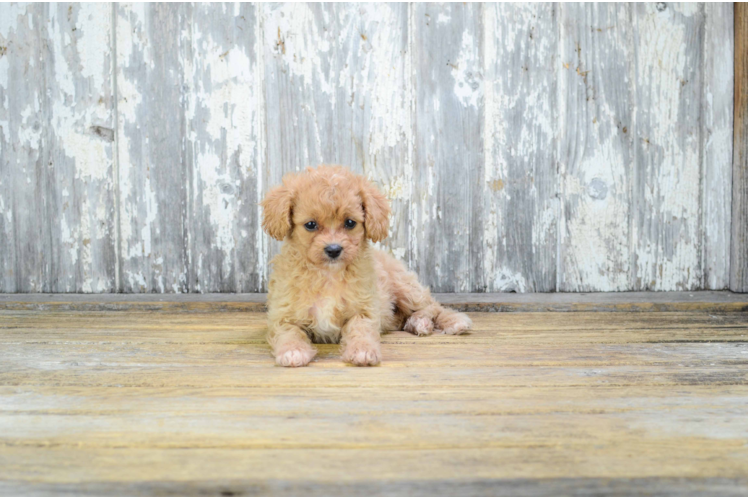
0,3,46,293
0,4,117,292
702,3,734,290
187,4,262,292
1,447,747,496
116,4,191,292
2,309,746,339
1,307,747,494
262,3,411,268
732,3,748,292
632,3,704,290
483,3,557,292
412,3,484,292
3,475,747,497
117,3,264,293
44,4,118,293
3,401,748,449
4,385,747,416
3,342,744,376
3,339,748,370
557,4,633,291
3,363,747,389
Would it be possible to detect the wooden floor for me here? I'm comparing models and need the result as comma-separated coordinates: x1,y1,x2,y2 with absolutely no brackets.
1,294,748,495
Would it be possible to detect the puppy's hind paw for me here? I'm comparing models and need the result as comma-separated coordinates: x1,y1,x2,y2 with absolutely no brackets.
436,311,472,335
275,345,316,367
404,315,434,336
342,342,381,366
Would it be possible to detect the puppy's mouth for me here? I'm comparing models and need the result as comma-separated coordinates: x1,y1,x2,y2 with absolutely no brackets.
324,255,345,266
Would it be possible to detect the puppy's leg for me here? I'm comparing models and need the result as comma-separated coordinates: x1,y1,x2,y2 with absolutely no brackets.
340,315,381,366
269,324,317,367
404,302,472,336
403,303,440,336
433,306,472,335
374,249,472,336
388,261,471,336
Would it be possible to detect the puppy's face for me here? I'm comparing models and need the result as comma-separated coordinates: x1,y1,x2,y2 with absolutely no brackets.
261,166,391,268
291,192,365,267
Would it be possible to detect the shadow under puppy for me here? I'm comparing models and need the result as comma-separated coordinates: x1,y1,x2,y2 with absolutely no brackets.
261,165,472,367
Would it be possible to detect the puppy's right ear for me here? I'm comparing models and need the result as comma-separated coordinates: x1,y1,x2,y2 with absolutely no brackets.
261,178,295,241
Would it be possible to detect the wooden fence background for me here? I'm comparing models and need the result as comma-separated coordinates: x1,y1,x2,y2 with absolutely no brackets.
0,3,737,293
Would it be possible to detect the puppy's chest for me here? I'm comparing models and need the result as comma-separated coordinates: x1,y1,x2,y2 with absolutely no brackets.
305,297,343,341
298,283,352,342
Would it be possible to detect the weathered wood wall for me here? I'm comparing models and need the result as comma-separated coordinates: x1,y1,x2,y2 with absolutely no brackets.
732,4,748,292
0,3,737,293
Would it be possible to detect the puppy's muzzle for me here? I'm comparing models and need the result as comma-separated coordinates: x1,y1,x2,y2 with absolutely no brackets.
324,244,343,260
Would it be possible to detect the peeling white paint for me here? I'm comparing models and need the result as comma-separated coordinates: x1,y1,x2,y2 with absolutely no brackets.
265,4,333,95
701,3,733,289
184,4,263,289
451,31,482,108
139,175,157,259
560,140,630,291
17,104,42,146
0,2,737,293
482,4,501,285
365,4,409,155
634,2,701,290
196,45,257,174
381,175,407,200
555,4,633,292
115,3,150,264
391,247,406,260
484,3,558,292
75,4,111,94
126,270,147,291
60,214,77,266
255,3,268,290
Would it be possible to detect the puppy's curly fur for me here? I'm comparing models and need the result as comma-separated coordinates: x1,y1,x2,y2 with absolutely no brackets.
261,165,472,367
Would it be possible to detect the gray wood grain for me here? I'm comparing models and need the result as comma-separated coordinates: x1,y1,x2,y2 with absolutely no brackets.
732,3,748,292
0,4,45,293
412,3,484,293
483,3,558,293
116,4,191,293
187,3,262,292
557,4,634,292
702,3,734,290
2,477,748,496
632,3,705,291
0,4,117,293
262,3,411,270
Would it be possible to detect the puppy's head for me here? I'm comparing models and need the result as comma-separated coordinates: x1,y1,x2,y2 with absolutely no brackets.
261,165,390,267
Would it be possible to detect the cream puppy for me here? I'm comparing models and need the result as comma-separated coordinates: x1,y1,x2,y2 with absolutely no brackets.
261,165,472,367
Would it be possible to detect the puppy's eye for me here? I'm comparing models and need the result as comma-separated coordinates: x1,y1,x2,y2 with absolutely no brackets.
304,221,318,231
344,219,357,229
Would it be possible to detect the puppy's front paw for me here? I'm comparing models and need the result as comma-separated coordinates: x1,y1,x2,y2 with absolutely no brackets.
437,311,472,335
342,341,381,366
404,315,434,336
275,344,316,367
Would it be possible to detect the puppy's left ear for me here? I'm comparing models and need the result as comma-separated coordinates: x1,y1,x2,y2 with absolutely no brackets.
260,176,296,241
359,178,391,243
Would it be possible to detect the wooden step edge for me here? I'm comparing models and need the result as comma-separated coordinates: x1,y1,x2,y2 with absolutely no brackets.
0,292,745,313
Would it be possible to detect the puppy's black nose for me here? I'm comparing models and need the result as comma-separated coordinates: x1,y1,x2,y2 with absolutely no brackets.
324,244,343,259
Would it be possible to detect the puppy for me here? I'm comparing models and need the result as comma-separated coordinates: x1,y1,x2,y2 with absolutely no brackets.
261,165,472,367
